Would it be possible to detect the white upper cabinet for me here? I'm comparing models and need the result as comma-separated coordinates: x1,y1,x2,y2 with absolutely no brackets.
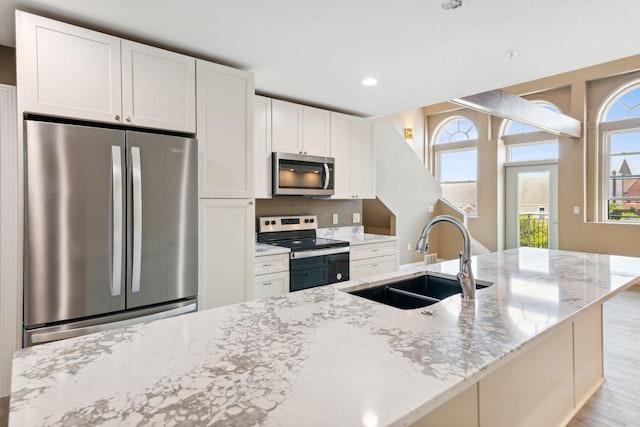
330,112,352,199
16,11,196,133
329,113,375,199
197,60,254,198
302,106,331,156
122,41,196,132
351,118,375,199
254,96,272,199
271,100,331,157
271,99,303,154
17,11,122,124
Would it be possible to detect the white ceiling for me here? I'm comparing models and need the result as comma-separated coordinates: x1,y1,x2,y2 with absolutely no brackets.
1,0,639,117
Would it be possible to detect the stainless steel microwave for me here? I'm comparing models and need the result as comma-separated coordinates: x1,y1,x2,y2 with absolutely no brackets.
272,152,335,196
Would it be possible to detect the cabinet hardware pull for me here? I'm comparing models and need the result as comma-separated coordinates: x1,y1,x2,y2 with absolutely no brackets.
126,117,132,122
372,264,378,267
372,249,378,252
115,115,120,121
262,282,272,286
262,263,272,267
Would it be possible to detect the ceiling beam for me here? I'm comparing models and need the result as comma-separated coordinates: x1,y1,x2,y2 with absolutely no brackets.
451,89,582,138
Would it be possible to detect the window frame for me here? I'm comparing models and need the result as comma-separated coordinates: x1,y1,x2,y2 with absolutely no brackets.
598,117,640,222
432,116,479,216
501,101,562,167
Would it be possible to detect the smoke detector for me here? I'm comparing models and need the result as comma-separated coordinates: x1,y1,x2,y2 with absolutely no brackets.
442,0,463,10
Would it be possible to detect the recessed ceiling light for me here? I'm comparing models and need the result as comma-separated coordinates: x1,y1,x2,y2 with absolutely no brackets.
361,78,378,86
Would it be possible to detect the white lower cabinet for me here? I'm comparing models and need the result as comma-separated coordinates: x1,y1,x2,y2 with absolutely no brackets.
253,252,289,299
253,271,289,299
349,240,399,280
198,199,254,310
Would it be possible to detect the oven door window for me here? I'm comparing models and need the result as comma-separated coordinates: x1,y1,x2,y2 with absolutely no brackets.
278,159,330,190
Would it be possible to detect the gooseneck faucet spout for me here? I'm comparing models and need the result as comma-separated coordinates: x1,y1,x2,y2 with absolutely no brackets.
416,215,476,300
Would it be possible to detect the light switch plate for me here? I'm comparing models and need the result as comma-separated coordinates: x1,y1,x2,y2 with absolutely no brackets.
353,213,361,223
428,205,434,213
573,206,580,214
333,213,339,224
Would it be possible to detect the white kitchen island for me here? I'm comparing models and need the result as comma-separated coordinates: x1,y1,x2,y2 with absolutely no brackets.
9,248,640,426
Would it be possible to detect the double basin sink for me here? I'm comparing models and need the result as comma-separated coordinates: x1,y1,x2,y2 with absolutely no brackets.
347,273,492,310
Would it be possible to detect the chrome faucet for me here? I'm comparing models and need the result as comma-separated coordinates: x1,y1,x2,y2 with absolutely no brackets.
416,215,476,300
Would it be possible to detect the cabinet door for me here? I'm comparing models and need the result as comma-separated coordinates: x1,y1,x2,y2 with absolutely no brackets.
122,40,196,132
350,255,398,281
271,99,303,154
330,112,352,199
254,96,272,198
199,199,254,310
16,11,122,124
351,119,376,199
253,271,289,300
197,60,254,198
302,106,331,156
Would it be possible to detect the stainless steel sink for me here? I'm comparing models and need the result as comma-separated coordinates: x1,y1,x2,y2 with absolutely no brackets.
347,273,492,310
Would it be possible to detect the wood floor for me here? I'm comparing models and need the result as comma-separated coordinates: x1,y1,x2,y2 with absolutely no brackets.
568,289,640,427
0,290,637,427
0,396,7,427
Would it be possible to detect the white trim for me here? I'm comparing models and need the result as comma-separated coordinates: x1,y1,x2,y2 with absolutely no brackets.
0,84,18,398
505,159,559,168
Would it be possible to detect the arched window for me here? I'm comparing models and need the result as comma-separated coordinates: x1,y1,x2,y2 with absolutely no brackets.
502,101,560,163
433,117,478,215
598,82,640,221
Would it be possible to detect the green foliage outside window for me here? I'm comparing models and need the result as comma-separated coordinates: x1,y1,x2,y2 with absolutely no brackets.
519,214,549,248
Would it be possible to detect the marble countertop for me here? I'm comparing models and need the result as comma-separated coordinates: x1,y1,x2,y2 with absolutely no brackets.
10,248,640,427
255,242,291,256
316,226,398,246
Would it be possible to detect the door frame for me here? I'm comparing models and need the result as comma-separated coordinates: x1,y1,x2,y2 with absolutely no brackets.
505,163,558,250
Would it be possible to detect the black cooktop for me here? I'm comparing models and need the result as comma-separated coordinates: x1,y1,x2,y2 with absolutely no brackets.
267,237,349,252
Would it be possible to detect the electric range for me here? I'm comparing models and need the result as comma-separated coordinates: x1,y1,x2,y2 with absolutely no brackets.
257,215,350,291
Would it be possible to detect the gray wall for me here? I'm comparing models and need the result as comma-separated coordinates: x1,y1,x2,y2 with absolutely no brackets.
0,46,16,86
256,198,362,228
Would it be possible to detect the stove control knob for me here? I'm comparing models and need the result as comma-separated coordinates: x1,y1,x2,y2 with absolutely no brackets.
310,218,315,223
264,221,269,226
304,219,309,223
271,220,276,225
336,273,342,281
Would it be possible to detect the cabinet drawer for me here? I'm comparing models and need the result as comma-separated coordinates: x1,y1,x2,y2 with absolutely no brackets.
350,255,398,281
254,253,289,275
253,271,289,299
350,241,398,261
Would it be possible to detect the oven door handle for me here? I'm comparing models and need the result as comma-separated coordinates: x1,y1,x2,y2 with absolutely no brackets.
290,246,349,259
323,163,330,190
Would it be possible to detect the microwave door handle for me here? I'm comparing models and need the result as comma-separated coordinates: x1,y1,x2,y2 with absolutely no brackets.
323,163,330,190
110,146,123,297
131,146,143,293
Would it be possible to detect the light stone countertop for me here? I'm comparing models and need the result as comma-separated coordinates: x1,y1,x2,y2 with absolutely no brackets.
9,248,640,427
255,242,291,256
316,226,399,246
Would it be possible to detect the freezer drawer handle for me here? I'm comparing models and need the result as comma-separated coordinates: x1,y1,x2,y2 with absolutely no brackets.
132,146,143,293
29,303,197,345
111,146,123,297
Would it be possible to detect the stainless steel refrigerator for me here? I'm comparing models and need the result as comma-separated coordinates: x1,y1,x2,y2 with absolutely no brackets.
23,120,198,346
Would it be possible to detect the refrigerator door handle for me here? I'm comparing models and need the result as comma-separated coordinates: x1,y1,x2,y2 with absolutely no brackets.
110,146,123,297
131,146,143,293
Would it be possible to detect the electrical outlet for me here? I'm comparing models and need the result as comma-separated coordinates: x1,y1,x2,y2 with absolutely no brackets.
428,205,434,213
573,206,580,214
332,213,339,224
353,213,361,223
407,243,411,251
